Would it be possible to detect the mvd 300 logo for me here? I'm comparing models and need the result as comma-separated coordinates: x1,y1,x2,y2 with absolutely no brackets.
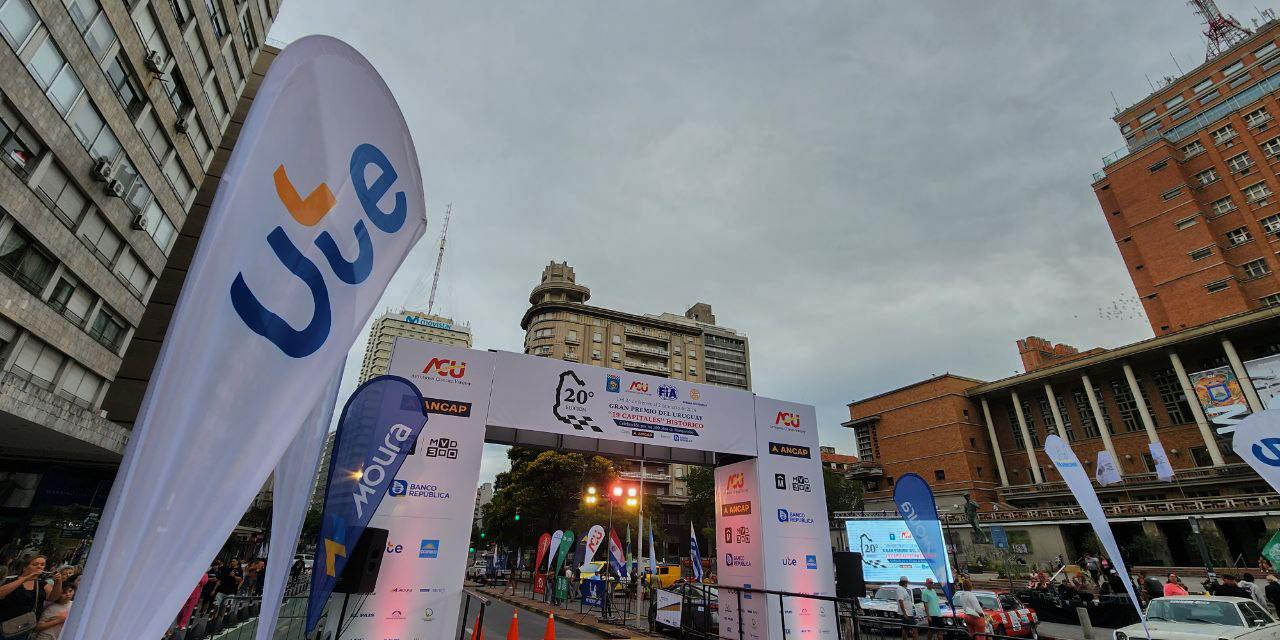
230,144,411,358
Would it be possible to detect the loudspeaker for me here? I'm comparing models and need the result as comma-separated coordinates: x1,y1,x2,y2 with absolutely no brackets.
834,551,866,599
334,527,388,594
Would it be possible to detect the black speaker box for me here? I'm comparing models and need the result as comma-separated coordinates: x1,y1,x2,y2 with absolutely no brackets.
334,527,388,594
834,551,866,599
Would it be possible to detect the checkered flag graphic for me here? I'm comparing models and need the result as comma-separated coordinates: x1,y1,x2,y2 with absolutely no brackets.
554,370,603,432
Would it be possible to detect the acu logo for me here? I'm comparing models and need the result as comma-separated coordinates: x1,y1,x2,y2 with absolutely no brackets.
775,412,801,428
423,357,467,378
231,143,409,358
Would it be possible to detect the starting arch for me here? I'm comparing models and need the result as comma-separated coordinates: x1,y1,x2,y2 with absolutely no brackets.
346,338,835,640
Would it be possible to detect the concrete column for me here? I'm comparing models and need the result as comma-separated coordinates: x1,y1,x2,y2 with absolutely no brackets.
1123,363,1160,443
1169,350,1225,466
1221,338,1265,411
1082,374,1121,475
980,398,1010,486
1044,382,1066,439
1011,391,1043,483
1140,521,1175,566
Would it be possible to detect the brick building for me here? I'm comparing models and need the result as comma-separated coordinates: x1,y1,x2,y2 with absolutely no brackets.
1093,18,1280,335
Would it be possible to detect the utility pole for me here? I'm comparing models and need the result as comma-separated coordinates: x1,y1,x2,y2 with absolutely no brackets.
427,203,452,315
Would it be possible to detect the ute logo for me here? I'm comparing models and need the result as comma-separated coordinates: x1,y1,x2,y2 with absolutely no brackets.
629,381,649,393
658,384,678,400
231,144,410,358
423,358,466,378
775,412,801,428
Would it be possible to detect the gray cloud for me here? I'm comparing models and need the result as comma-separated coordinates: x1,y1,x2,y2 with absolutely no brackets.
272,1,1255,482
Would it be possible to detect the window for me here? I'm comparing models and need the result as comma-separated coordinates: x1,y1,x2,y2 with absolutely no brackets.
133,7,169,61
36,163,88,227
223,44,243,87
1190,246,1214,260
47,274,93,327
1192,77,1215,93
566,330,577,342
1212,124,1237,144
934,470,945,482
1211,196,1237,215
591,350,600,361
163,154,192,201
114,249,150,298
239,10,257,51
1231,73,1253,89
63,0,116,62
1195,168,1219,186
1056,395,1074,441
1206,278,1231,293
204,0,229,39
1246,108,1271,127
1258,42,1279,59
1164,95,1185,109
204,74,227,124
1149,159,1168,172
688,366,696,375
168,0,193,24
1152,368,1192,425
1110,380,1146,432
183,27,211,77
1072,389,1101,438
137,110,171,163
0,0,37,49
28,37,83,117
162,68,192,115
1261,293,1280,307
57,360,101,407
1139,110,1157,124
70,99,119,161
1244,181,1273,203
611,352,620,362
611,335,621,345
1262,214,1280,235
186,116,210,163
1243,258,1271,278
1227,226,1254,246
12,337,64,389
592,332,601,342
1170,106,1192,121
1161,186,1183,201
104,55,143,116
77,212,120,265
0,105,40,179
1200,89,1221,104
138,200,176,251
1182,140,1206,157
1264,137,1280,157
113,158,152,213
1228,153,1254,173
1175,216,1197,230
537,345,551,356
0,225,54,295
1006,405,1025,449
1223,60,1245,76
88,305,126,350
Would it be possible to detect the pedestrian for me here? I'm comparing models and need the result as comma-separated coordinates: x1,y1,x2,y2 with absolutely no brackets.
1242,573,1267,609
0,555,59,640
1084,554,1100,584
214,558,242,609
31,585,72,640
200,561,221,614
1265,575,1280,613
954,588,987,637
895,576,917,640
252,558,267,596
1139,571,1163,603
1261,556,1274,575
921,578,942,640
1164,572,1188,597
290,557,304,580
1213,574,1250,598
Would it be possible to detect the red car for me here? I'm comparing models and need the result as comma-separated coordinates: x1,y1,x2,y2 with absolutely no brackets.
954,590,1038,638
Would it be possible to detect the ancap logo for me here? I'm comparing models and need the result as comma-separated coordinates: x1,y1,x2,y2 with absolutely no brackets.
423,358,466,378
775,412,801,428
231,144,409,358
721,501,752,516
629,381,649,393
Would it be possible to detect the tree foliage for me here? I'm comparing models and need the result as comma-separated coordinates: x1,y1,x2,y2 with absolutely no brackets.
824,469,864,515
481,447,616,547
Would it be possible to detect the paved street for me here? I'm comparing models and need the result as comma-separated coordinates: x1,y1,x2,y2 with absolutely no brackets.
1038,620,1116,640
457,597,610,639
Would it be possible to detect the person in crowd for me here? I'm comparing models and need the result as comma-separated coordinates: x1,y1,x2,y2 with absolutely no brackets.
289,557,305,580
956,572,973,592
1260,556,1274,575
252,558,267,596
176,571,206,629
895,576,916,640
32,585,72,640
921,578,942,640
954,588,987,637
0,555,61,640
1264,575,1280,613
1164,572,1188,596
1241,573,1267,608
1084,554,1100,584
199,560,221,614
214,558,242,608
1212,574,1250,598
1139,571,1163,603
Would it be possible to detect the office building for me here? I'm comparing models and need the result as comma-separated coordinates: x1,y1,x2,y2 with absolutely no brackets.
357,309,472,384
1093,18,1280,334
473,481,492,530
521,260,752,556
0,0,278,550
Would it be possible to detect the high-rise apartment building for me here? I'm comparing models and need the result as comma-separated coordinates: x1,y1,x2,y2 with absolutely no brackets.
357,310,472,384
1093,18,1280,335
521,260,752,556
0,0,278,550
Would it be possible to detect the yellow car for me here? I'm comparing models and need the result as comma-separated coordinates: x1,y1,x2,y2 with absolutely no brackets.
645,563,682,589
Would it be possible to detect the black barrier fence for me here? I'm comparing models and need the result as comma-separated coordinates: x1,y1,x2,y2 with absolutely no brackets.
660,583,1037,640
456,589,492,640
161,572,327,640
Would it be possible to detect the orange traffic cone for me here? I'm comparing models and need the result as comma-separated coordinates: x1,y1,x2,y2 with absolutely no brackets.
506,610,519,640
470,610,484,640
543,612,556,640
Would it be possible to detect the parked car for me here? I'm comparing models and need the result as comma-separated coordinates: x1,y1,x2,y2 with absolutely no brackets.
466,560,488,579
645,563,683,589
658,581,718,632
293,553,313,570
1114,596,1280,640
954,590,1038,638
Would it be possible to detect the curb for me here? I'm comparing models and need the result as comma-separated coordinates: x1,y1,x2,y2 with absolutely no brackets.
477,587,651,639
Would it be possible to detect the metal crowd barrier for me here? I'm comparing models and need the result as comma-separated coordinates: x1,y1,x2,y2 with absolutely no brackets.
457,589,492,640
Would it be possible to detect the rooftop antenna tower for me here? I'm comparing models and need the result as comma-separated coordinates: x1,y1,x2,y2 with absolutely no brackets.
1189,0,1252,60
427,203,452,315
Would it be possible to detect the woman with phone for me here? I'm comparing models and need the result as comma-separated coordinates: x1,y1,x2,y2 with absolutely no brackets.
0,555,61,639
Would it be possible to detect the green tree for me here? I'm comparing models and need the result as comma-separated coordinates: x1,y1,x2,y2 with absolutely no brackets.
824,469,864,515
481,447,615,548
685,466,715,545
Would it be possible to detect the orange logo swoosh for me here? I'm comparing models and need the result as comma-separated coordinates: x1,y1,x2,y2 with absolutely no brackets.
274,165,336,226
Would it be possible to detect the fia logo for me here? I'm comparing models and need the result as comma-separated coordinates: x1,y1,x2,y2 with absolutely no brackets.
231,144,408,358
423,358,466,378
658,385,678,400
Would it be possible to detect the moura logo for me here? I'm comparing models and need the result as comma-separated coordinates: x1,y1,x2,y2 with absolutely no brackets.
775,412,801,428
352,423,414,518
423,358,466,378
230,143,410,358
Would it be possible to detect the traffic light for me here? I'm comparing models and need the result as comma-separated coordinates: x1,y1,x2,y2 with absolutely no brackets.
480,531,486,539
514,510,521,522
469,547,475,553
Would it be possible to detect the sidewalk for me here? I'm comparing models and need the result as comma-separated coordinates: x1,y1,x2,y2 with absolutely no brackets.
474,584,662,639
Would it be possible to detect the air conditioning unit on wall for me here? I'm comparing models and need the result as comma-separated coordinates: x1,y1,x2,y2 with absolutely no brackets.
91,157,112,181
145,50,164,72
106,179,124,198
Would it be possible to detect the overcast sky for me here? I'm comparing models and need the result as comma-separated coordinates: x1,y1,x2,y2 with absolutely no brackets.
270,1,1263,484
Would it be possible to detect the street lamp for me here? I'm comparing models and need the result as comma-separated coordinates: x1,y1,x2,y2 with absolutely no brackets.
585,482,639,545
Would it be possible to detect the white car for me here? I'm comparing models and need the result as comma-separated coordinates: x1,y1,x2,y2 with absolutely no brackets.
467,560,489,579
1114,596,1280,640
294,553,313,570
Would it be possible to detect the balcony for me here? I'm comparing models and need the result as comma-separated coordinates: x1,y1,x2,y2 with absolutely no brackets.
1000,463,1256,500
623,342,669,357
624,359,670,374
0,371,129,459
834,493,1280,525
620,470,673,483
624,326,669,343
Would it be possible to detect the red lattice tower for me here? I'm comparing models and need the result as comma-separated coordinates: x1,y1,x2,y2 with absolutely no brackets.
1189,0,1252,60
